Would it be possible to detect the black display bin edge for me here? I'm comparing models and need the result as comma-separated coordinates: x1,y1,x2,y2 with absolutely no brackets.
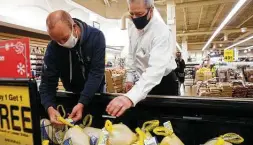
56,91,253,111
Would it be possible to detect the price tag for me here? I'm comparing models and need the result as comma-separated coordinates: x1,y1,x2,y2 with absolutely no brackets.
144,137,158,145
89,134,98,145
63,138,72,145
55,130,65,144
163,121,174,133
224,49,234,62
97,128,109,145
65,118,75,125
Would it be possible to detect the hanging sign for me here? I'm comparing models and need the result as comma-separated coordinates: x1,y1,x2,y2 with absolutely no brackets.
0,85,33,145
0,38,31,78
224,49,234,62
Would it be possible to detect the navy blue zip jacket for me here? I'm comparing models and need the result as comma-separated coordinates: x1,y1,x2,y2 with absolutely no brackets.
39,18,105,110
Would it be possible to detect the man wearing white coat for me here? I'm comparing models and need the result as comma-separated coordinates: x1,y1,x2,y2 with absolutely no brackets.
106,0,178,117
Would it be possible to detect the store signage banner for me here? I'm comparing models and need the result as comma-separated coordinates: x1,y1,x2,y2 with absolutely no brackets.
0,85,33,145
224,49,234,62
0,38,31,78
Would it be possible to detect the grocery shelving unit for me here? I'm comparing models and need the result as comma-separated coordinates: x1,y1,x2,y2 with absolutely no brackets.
184,63,197,86
30,46,46,80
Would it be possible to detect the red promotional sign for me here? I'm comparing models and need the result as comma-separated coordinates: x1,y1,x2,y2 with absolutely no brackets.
0,38,31,78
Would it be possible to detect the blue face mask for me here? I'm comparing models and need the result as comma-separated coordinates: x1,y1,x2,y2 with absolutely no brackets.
132,9,150,30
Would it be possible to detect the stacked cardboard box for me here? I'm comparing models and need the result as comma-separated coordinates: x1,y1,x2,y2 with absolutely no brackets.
105,69,125,93
219,83,233,97
209,86,221,97
246,83,253,98
232,86,247,98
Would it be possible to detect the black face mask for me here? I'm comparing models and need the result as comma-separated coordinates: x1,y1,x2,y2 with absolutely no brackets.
132,10,150,30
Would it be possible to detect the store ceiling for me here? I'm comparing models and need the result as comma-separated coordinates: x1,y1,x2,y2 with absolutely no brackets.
74,0,253,51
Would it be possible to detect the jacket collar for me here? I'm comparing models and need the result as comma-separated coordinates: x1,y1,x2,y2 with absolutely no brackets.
73,18,91,47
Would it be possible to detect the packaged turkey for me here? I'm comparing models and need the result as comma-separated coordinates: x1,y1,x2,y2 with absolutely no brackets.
204,133,244,145
97,120,137,145
63,125,90,145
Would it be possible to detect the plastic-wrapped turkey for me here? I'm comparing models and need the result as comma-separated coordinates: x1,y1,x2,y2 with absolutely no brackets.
141,120,159,138
63,125,90,145
204,133,244,145
79,114,102,139
204,139,232,145
83,127,102,138
153,127,184,145
40,118,64,145
97,120,137,145
131,128,146,145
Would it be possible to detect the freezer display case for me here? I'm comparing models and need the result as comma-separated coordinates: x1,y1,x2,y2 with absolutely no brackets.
39,92,253,145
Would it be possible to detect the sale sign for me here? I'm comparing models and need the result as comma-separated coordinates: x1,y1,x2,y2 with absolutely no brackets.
0,85,33,145
224,49,234,62
0,38,31,78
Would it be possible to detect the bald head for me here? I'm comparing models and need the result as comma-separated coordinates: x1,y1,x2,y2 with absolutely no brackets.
46,10,73,30
46,10,80,45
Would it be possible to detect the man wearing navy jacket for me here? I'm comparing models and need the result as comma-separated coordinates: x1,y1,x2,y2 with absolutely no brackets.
40,10,105,124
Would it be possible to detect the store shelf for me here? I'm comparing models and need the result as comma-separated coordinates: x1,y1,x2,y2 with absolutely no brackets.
30,46,45,79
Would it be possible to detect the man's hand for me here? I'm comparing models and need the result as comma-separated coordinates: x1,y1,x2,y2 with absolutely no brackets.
125,82,134,92
47,106,63,125
106,96,133,117
68,103,84,122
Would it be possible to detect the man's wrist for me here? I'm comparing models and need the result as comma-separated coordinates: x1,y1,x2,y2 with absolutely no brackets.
47,106,55,114
44,102,56,112
77,103,84,108
123,95,134,107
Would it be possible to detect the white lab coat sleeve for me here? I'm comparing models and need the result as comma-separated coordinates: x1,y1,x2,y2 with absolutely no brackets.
126,33,173,106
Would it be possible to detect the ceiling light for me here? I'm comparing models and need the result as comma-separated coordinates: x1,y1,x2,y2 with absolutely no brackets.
244,50,247,53
225,35,253,50
202,0,247,51
241,27,247,33
219,44,223,47
241,45,253,50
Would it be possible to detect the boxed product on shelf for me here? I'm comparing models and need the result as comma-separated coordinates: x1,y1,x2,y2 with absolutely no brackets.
184,64,196,86
218,82,233,97
30,46,46,79
195,67,212,81
245,83,253,98
231,80,244,86
217,68,229,82
244,69,253,82
209,86,221,97
232,86,247,98
105,68,126,93
232,80,247,98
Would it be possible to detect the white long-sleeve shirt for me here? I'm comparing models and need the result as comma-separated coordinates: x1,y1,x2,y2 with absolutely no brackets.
125,14,177,106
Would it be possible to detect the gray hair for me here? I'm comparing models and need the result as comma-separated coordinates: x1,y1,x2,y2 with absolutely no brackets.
127,0,154,8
